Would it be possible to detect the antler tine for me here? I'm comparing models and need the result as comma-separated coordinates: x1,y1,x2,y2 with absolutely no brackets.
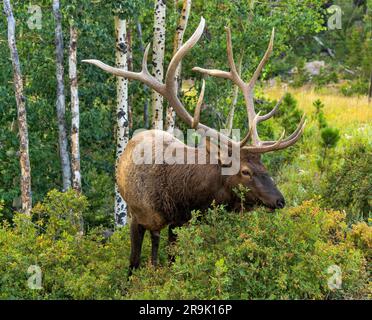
192,26,246,89
245,129,286,153
142,43,151,75
277,119,307,148
286,116,307,141
163,17,207,127
248,28,275,89
166,17,205,92
192,24,306,153
82,44,166,95
262,117,307,146
258,94,284,123
243,29,275,145
192,67,231,80
260,120,306,152
193,27,278,148
238,112,260,147
225,27,246,89
191,79,206,129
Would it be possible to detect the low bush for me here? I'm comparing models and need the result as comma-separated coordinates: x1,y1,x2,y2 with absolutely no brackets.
340,79,370,97
313,71,338,89
1,191,369,300
0,189,132,299
322,142,371,222
128,201,370,299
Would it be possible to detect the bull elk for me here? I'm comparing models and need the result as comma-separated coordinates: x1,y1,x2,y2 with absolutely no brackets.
83,18,306,274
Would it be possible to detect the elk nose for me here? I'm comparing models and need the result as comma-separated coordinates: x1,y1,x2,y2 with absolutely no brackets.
276,198,285,209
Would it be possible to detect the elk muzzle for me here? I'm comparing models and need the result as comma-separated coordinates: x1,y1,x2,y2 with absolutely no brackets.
252,173,286,210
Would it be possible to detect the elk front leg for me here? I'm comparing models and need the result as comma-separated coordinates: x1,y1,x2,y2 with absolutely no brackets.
150,230,160,267
128,221,146,276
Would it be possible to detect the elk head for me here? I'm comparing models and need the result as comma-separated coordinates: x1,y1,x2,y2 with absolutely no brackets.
83,18,306,211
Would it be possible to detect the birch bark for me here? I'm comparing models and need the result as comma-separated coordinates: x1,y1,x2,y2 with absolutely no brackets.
69,25,81,192
114,16,129,226
53,0,72,191
166,0,191,134
126,25,133,131
151,0,167,130
3,0,32,215
136,21,150,129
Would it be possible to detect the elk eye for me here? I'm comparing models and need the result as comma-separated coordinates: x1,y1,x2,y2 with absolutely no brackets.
241,169,251,177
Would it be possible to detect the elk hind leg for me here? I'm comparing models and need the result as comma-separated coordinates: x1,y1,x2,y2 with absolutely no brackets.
128,221,146,276
150,230,160,267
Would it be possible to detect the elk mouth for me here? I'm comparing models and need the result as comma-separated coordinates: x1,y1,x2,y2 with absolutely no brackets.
261,200,285,211
257,201,276,212
264,206,276,213
242,198,275,212
253,198,280,212
235,197,283,213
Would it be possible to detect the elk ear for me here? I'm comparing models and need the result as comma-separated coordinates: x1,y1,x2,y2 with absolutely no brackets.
204,137,235,167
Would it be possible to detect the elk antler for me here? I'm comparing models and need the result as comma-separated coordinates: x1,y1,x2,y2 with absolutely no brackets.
193,27,306,153
191,79,205,129
83,18,249,148
83,19,305,153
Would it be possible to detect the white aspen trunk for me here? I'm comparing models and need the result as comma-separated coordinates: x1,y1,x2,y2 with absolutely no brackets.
151,0,167,130
126,25,133,131
53,0,72,191
4,0,32,215
69,25,81,193
114,16,129,227
166,0,191,134
226,52,244,137
136,21,150,128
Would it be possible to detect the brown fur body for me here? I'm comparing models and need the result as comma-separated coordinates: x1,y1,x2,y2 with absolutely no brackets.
117,130,285,273
117,130,234,230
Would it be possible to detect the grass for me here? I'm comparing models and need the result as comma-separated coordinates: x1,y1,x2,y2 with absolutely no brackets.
265,85,372,128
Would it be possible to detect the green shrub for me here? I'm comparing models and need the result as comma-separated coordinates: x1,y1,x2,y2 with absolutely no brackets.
0,213,133,299
322,142,372,222
312,99,340,174
320,127,340,149
32,189,88,237
313,99,327,129
0,190,131,299
277,93,304,134
340,79,370,97
83,168,115,229
128,201,370,300
313,70,339,88
0,192,369,299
